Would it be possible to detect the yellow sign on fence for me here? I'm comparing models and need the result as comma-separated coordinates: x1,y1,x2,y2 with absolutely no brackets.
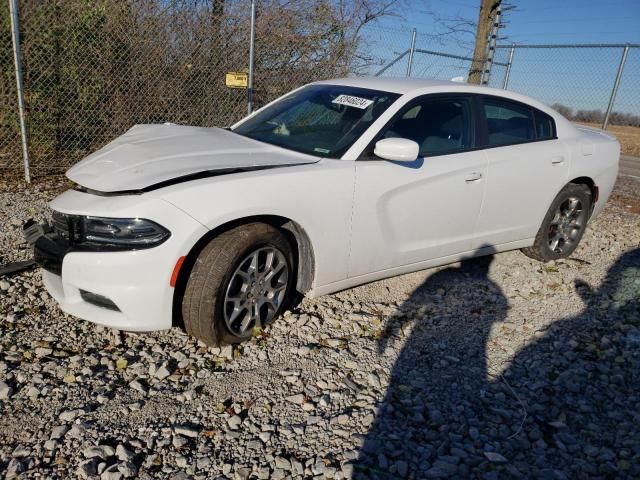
225,72,248,89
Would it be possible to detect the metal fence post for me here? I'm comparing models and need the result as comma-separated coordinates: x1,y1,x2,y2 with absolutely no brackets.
406,28,417,77
602,44,629,130
375,50,409,76
247,0,256,115
502,44,515,89
9,0,30,183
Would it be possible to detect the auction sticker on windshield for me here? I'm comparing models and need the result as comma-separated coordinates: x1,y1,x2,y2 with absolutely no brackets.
332,94,374,109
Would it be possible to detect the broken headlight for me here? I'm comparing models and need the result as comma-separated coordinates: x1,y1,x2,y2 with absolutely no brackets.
83,216,170,247
52,212,170,250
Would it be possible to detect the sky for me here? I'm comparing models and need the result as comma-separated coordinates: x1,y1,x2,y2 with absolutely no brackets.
396,0,640,46
366,0,640,115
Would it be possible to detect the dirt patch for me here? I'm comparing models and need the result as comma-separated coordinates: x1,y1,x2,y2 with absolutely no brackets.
611,192,640,214
608,175,640,214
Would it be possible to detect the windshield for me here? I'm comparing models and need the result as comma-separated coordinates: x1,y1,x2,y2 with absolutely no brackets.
233,84,400,158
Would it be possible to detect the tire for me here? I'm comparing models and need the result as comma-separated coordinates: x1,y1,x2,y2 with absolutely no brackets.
182,223,295,346
522,183,592,262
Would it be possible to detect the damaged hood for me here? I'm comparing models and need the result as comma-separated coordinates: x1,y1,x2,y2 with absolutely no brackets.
66,124,320,192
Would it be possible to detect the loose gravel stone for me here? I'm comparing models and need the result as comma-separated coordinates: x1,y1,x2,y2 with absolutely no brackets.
174,424,200,438
227,415,242,430
115,444,135,462
484,451,508,464
49,425,69,440
117,461,138,477
84,446,106,459
77,458,99,479
128,379,147,393
0,381,13,399
59,409,83,422
285,393,305,405
0,175,638,479
154,365,171,380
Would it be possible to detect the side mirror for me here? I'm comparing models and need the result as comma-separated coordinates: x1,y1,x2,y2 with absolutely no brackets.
373,138,419,162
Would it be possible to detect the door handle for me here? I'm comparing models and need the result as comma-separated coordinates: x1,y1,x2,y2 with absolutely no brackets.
551,156,565,165
465,172,483,182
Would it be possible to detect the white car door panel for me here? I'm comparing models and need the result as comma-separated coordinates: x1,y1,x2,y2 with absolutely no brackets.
473,96,569,247
349,151,488,277
473,141,569,248
348,95,490,278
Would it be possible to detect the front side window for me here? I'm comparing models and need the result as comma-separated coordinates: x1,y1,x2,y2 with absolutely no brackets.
483,97,536,146
382,97,473,156
233,85,400,158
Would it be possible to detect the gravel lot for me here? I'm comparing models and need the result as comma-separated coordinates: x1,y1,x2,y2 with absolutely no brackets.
1,175,639,479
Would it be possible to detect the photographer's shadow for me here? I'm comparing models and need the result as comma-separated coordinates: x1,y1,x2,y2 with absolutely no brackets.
355,247,507,478
354,247,640,479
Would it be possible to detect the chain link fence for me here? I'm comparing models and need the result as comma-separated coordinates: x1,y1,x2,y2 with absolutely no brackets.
1,0,353,177
373,36,508,86
375,37,639,130
2,1,639,180
16,0,249,173
492,44,640,128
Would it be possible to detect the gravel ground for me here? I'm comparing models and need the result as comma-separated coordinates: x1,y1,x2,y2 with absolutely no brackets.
1,175,639,480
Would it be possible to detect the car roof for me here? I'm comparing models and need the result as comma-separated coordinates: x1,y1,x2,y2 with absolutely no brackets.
313,76,460,94
310,76,578,139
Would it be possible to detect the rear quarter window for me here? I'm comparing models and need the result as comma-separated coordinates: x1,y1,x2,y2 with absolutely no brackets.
483,97,535,147
534,110,556,139
481,96,557,147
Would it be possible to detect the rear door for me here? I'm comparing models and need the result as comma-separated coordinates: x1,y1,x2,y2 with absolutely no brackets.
472,95,569,248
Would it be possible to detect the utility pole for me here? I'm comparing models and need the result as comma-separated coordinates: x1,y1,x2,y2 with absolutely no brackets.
468,0,502,84
480,2,501,85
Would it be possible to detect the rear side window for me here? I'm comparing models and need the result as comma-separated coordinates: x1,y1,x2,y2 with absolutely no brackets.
483,97,535,147
534,110,556,139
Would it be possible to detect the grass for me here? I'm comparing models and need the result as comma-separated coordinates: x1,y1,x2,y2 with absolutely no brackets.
577,123,640,157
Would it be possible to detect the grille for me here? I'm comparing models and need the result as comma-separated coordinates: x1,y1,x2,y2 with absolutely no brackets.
51,211,70,240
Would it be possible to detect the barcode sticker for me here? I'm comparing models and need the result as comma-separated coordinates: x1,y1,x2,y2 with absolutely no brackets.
332,94,374,109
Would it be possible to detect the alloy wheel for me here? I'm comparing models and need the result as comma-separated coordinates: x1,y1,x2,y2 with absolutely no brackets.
547,196,586,255
223,247,289,336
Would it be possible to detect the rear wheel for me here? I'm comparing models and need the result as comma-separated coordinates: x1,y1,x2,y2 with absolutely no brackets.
522,183,592,262
182,223,294,346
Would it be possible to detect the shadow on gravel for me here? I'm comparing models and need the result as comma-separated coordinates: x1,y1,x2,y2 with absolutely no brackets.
354,247,640,479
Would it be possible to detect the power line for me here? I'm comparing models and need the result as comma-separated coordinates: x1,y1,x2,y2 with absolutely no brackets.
515,17,640,24
508,31,640,37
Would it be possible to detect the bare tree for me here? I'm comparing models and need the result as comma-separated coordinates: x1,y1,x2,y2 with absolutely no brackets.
248,0,404,100
551,103,640,126
336,0,404,71
551,103,574,120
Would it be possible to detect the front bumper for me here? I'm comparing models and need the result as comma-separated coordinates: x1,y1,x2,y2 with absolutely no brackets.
39,245,178,331
33,189,208,331
34,232,68,276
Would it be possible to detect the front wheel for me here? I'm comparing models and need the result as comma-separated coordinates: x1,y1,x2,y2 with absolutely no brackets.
522,183,592,262
182,223,294,346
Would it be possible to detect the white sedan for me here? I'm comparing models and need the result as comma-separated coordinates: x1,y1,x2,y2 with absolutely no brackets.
29,78,619,345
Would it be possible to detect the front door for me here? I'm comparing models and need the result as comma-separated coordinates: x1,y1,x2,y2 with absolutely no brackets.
348,95,488,278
